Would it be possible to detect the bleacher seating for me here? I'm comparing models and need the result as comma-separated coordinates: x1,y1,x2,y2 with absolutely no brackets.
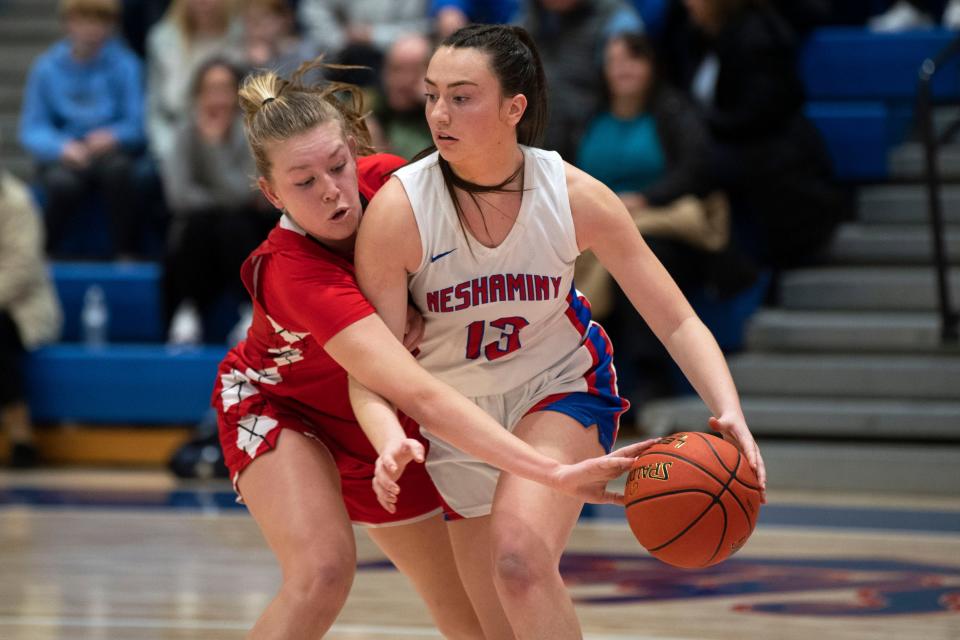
25,344,226,424
53,262,164,343
28,262,239,426
800,27,960,181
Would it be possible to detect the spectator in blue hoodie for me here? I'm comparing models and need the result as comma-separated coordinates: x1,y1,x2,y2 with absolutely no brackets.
19,0,145,259
431,0,519,38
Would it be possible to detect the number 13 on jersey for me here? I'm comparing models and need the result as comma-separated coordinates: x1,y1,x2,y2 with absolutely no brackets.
465,316,530,361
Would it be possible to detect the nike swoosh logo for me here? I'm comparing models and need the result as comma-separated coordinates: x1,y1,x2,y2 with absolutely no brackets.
430,248,457,262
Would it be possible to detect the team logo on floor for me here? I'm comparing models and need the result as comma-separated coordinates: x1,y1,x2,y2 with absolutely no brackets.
359,553,960,617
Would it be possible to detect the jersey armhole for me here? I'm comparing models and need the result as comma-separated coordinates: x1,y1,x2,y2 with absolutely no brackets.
391,173,430,277
551,153,582,264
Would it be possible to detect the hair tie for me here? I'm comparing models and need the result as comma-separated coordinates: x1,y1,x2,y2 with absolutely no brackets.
262,97,276,106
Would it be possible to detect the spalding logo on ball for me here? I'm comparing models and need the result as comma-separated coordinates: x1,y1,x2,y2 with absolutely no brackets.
624,431,762,569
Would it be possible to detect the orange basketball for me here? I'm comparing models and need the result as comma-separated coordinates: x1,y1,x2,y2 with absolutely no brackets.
624,431,762,569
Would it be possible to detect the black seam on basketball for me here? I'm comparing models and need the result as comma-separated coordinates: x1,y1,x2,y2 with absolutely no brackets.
624,488,714,510
648,498,717,552
695,432,733,474
732,475,762,492
693,433,758,524
650,451,729,489
706,499,729,566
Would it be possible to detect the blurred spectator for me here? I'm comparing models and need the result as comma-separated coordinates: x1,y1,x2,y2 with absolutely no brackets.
521,0,644,160
575,33,735,420
120,0,171,57
770,0,833,35
430,0,519,39
146,0,242,166
297,0,429,86
368,33,433,159
826,0,959,27
0,169,63,468
663,0,844,269
948,0,960,26
19,0,146,259
242,0,318,75
869,0,935,30
161,57,273,345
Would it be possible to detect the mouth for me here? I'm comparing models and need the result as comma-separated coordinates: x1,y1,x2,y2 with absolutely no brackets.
435,132,459,143
330,206,350,222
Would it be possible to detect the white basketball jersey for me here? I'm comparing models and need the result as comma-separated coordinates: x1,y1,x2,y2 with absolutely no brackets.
396,146,595,397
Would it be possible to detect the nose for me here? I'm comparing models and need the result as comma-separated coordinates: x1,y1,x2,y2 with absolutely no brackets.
430,96,450,127
321,175,340,203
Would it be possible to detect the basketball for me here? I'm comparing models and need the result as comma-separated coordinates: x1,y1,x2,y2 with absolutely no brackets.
624,431,762,569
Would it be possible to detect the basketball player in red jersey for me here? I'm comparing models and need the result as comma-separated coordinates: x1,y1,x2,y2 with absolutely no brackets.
212,62,656,639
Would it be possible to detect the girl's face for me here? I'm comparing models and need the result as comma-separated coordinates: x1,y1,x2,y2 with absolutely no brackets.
604,39,653,101
65,14,113,57
684,0,715,31
423,46,526,165
196,64,238,115
258,121,361,253
186,0,227,29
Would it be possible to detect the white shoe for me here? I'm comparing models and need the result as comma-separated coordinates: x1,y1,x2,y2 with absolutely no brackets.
869,0,933,32
226,304,253,346
169,302,202,346
944,0,960,29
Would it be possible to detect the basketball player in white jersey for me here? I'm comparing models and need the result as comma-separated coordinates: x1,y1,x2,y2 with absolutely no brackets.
352,24,767,639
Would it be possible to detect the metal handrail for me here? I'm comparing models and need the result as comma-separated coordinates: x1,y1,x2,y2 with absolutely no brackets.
917,35,960,343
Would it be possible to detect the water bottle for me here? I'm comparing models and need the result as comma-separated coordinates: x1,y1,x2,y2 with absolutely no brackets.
81,285,109,347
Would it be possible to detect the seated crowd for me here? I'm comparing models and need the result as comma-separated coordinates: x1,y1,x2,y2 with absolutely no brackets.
7,0,941,465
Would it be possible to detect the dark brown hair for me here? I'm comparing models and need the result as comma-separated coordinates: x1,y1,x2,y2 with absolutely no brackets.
601,32,659,109
417,24,548,249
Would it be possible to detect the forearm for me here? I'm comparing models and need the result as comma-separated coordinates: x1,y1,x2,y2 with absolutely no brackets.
348,376,407,454
407,375,563,486
662,316,744,420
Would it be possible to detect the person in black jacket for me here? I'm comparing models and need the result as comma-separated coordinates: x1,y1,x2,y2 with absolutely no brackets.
577,32,754,426
659,0,846,269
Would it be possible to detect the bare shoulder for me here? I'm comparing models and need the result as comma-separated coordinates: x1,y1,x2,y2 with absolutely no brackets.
362,177,415,233
563,161,627,251
358,176,422,272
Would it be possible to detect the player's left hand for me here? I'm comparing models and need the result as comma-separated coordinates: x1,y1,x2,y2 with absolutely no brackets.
708,414,767,503
402,304,425,352
551,438,659,505
373,437,425,513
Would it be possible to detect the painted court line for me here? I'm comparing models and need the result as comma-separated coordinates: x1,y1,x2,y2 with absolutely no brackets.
0,616,687,639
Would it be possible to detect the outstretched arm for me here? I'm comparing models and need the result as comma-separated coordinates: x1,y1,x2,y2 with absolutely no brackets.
337,177,652,507
331,314,655,507
566,164,767,500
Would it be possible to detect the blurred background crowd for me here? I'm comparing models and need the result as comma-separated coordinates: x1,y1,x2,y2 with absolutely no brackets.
3,0,959,473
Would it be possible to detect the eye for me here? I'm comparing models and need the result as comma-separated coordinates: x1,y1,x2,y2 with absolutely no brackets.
295,177,314,187
331,163,346,174
424,92,437,102
453,96,469,104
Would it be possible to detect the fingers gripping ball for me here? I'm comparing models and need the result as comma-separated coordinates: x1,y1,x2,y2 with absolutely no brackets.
624,432,762,569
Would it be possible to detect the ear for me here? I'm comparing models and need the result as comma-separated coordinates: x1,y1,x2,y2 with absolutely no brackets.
258,176,284,211
503,93,528,128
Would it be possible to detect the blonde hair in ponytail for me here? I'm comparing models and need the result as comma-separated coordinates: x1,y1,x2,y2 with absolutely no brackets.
238,58,374,180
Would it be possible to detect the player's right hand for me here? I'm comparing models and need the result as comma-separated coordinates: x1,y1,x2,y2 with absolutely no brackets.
552,439,659,506
373,438,425,513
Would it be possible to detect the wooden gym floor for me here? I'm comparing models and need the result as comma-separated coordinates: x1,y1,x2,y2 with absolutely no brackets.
0,469,958,639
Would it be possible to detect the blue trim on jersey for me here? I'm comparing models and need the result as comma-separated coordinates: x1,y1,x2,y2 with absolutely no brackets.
535,392,620,453
586,323,618,400
567,283,592,335
531,325,628,453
